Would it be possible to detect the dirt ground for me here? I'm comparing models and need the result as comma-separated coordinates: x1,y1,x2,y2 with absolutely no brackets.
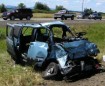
44,71,105,86
40,62,105,86
0,18,105,27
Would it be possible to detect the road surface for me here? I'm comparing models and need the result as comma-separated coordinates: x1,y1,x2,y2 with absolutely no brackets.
0,18,105,27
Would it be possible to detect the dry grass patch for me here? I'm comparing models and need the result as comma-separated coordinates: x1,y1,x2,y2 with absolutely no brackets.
0,53,44,86
33,13,53,18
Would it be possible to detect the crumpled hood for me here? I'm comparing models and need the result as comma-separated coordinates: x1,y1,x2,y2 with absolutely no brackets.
61,40,99,59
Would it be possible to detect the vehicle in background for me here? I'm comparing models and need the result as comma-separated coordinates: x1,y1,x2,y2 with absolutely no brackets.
6,21,102,80
54,10,75,20
88,13,102,20
77,13,89,19
2,8,33,20
77,14,83,19
77,13,84,19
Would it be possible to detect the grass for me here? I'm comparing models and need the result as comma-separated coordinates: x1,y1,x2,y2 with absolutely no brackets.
0,27,44,86
33,13,53,18
0,23,105,85
0,53,43,86
70,23,105,61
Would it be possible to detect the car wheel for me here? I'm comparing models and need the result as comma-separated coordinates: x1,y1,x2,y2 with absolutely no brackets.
65,17,67,20
54,17,57,20
61,16,65,20
71,16,74,20
26,16,31,20
42,62,59,79
19,18,23,20
10,16,15,20
3,18,7,20
94,17,97,20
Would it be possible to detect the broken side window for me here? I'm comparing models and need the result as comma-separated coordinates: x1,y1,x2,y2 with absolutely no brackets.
22,27,33,36
52,27,63,39
13,26,21,38
7,26,13,39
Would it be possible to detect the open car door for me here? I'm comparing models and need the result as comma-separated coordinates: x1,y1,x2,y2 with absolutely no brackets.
6,24,21,58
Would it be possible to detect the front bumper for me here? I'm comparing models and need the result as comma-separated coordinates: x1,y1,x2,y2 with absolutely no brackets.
2,14,10,19
2,15,9,19
61,64,94,76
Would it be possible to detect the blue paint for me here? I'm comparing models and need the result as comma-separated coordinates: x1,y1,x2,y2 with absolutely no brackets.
27,42,48,60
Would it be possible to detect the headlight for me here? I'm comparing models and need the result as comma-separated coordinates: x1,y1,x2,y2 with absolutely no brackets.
90,49,94,52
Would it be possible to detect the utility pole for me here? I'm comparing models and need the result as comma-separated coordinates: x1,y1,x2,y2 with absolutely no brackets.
82,0,84,13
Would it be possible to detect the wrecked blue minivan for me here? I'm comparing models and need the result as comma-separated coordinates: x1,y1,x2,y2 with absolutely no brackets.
6,21,101,79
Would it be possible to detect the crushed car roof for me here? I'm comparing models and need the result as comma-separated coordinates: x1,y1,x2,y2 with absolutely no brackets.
7,21,67,28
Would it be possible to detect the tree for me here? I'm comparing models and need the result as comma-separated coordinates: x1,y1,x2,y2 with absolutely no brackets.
18,3,26,8
0,4,7,12
34,2,50,11
84,8,93,16
55,5,66,11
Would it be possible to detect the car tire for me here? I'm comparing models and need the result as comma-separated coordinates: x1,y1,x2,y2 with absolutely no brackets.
94,17,97,20
61,16,65,20
26,16,31,20
42,62,59,80
54,17,57,19
71,16,74,20
65,17,67,20
10,16,15,20
3,18,7,20
19,18,23,20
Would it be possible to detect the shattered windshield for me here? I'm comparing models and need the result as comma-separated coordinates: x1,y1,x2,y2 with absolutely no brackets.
22,27,33,36
50,25,74,42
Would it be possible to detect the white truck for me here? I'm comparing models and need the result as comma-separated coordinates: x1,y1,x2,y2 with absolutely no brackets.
54,10,75,20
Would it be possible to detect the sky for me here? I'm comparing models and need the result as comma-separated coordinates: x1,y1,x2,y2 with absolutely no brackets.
0,0,105,12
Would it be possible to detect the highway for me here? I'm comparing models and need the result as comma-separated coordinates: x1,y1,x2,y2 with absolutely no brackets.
0,18,105,27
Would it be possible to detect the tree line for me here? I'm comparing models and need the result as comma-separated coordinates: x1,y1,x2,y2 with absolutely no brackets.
0,2,98,14
0,2,66,13
0,4,7,12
